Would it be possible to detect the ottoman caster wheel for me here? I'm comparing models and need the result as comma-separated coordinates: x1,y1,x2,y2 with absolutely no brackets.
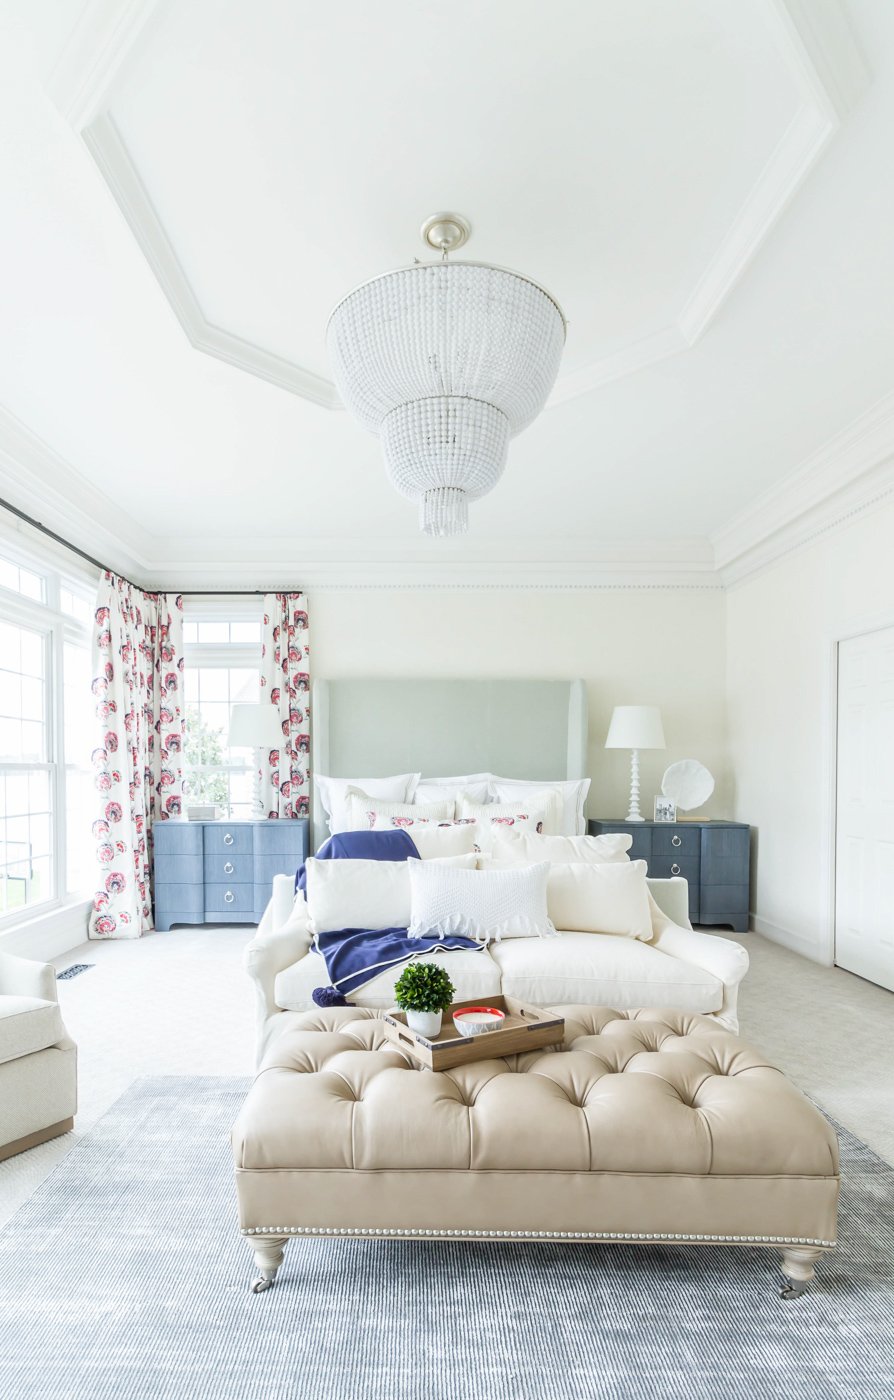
779,1279,807,1301
250,1270,278,1294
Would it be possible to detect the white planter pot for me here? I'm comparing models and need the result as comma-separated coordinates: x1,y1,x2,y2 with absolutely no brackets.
405,1009,442,1038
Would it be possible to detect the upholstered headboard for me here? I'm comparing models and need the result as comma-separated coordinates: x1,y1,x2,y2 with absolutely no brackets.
311,678,587,847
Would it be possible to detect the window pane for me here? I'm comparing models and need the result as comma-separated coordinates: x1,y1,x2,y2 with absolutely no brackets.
230,622,261,644
21,721,44,763
198,670,229,701
0,671,20,718
0,623,20,671
63,643,94,765
60,588,92,625
0,719,20,761
0,557,45,603
183,658,263,817
66,766,93,892
0,769,53,913
182,622,198,645
197,622,229,644
21,676,42,720
0,561,17,591
19,630,43,678
230,669,259,704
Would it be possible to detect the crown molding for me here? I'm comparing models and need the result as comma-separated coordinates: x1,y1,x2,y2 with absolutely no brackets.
47,2,868,412
713,389,894,587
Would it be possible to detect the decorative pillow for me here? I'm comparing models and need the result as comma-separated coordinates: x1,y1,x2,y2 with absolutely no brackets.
408,859,554,943
415,777,491,806
546,860,652,940
408,821,480,859
315,773,421,836
491,830,632,866
346,789,454,830
489,777,591,836
455,789,562,840
305,854,477,934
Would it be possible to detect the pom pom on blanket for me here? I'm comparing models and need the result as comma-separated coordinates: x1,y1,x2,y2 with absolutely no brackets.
312,986,351,1008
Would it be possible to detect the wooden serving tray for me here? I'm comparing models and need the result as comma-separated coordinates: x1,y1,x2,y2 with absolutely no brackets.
382,995,565,1071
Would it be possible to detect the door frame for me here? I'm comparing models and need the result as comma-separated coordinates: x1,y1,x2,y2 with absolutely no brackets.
822,605,894,968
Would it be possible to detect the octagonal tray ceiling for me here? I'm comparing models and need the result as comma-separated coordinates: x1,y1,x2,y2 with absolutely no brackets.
52,0,862,409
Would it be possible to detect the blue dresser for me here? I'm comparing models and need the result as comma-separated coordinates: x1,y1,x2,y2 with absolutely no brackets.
153,819,309,931
587,819,750,932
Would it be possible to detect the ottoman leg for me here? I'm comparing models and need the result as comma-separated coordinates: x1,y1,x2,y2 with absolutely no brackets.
248,1233,290,1294
779,1246,823,1299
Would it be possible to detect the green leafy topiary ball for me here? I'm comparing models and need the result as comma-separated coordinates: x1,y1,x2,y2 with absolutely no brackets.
393,961,455,1013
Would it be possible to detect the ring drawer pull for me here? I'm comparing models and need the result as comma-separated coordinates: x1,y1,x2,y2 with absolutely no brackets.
223,833,234,846
224,891,234,903
672,835,682,847
671,863,681,875
224,862,234,874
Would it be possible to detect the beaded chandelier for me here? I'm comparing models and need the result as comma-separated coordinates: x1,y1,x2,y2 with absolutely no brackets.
327,214,566,537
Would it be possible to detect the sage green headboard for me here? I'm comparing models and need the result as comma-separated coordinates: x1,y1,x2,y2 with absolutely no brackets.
311,678,587,848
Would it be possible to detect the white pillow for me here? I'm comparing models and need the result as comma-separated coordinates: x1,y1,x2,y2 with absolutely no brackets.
346,789,454,830
408,859,555,943
489,777,591,836
456,789,562,839
491,830,632,866
408,821,480,859
546,860,652,940
315,773,421,836
305,854,477,934
415,778,491,806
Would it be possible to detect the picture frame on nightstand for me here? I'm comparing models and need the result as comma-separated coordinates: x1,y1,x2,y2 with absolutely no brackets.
654,796,676,822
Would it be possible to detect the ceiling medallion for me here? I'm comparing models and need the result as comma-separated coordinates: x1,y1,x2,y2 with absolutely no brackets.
327,213,566,536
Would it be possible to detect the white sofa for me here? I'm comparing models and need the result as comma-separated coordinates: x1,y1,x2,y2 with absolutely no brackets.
246,875,749,1066
0,950,78,1161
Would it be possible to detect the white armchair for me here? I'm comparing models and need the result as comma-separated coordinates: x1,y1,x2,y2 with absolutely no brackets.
0,950,78,1161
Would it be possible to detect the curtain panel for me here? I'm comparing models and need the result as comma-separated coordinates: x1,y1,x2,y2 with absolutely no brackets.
259,593,310,818
89,575,184,939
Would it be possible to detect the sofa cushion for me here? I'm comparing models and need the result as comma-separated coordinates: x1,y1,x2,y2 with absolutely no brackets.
274,946,503,1012
0,996,66,1066
546,861,652,940
305,853,476,934
488,933,723,1015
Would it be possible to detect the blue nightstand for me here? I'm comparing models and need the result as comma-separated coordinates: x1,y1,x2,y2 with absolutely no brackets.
152,818,309,931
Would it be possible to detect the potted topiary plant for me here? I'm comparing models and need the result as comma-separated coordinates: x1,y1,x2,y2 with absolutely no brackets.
393,962,455,1038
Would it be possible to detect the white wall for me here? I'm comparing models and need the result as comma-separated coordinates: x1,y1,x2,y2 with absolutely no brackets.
309,588,730,821
727,499,894,963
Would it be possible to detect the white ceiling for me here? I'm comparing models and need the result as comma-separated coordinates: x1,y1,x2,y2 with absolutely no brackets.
0,0,891,587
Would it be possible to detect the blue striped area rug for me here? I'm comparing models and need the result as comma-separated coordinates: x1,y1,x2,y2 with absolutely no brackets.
0,1077,891,1400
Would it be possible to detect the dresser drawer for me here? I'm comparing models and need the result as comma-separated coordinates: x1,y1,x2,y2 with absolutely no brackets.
204,883,255,914
648,855,699,884
254,820,309,858
651,825,700,857
203,852,253,885
153,822,203,856
154,884,205,919
154,853,204,885
204,825,253,855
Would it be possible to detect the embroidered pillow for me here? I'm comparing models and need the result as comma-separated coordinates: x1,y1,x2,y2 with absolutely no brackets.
491,830,633,866
305,853,477,934
346,788,454,830
408,859,554,943
489,777,591,837
546,860,652,940
315,773,421,836
455,789,561,843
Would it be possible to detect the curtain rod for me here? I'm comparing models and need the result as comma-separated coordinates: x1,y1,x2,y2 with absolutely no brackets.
0,496,281,596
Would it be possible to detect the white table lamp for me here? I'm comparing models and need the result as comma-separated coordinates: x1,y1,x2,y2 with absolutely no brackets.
605,706,666,823
226,703,284,817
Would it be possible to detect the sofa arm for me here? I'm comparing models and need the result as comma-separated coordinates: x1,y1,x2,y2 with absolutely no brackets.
0,950,57,1002
646,876,692,930
244,875,312,1028
647,891,749,1033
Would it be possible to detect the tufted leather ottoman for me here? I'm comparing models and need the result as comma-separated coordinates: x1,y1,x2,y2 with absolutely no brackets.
231,1005,839,1297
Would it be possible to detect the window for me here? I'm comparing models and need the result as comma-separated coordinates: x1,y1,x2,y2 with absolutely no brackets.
0,535,96,924
182,603,263,819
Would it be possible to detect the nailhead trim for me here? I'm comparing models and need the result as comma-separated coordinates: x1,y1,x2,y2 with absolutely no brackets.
242,1227,835,1247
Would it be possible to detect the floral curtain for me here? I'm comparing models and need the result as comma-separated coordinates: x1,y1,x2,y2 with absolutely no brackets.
259,593,310,819
88,574,184,939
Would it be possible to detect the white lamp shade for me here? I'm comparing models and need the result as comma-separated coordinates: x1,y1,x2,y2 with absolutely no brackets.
605,706,666,750
226,703,284,749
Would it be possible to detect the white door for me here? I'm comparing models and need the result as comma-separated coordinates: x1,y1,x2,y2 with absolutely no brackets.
835,626,894,990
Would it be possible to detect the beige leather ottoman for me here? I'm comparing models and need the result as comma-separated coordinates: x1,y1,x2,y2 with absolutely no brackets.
231,1005,839,1298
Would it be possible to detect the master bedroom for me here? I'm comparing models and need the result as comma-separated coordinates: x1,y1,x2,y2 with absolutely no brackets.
0,2,892,1396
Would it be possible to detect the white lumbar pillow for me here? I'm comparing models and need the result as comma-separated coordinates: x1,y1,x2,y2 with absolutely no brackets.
455,789,561,841
314,773,421,836
346,788,454,830
491,830,632,866
408,859,555,943
546,860,653,940
408,821,480,859
305,854,477,934
489,777,591,837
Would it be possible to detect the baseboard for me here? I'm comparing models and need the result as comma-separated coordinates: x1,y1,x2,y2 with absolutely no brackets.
749,912,832,966
0,900,91,961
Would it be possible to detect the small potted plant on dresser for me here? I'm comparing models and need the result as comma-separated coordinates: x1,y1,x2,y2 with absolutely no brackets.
393,963,455,1038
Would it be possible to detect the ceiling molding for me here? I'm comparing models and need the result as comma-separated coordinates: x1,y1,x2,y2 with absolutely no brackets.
713,389,894,587
48,2,869,412
83,115,343,408
45,0,166,130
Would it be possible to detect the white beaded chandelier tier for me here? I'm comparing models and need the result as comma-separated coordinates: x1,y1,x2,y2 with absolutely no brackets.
327,214,566,536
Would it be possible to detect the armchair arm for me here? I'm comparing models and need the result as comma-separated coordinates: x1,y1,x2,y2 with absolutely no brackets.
0,949,57,1002
244,875,312,1030
647,891,749,1033
646,876,692,930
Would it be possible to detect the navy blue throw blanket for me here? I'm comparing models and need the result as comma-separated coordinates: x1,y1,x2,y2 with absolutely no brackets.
294,829,481,1004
